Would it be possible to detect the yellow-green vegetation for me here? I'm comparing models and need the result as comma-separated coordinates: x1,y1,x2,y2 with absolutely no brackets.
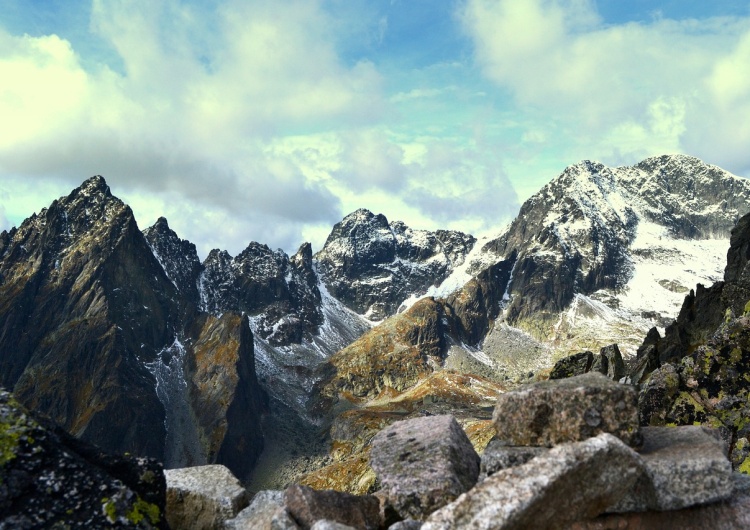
102,495,161,525
739,455,750,475
0,395,36,474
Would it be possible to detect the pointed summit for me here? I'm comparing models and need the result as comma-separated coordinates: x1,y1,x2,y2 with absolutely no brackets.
75,175,111,198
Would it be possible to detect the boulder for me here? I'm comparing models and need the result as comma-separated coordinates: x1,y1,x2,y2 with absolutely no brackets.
165,465,249,530
310,521,357,530
479,439,548,480
284,485,380,530
224,490,285,529
608,426,733,513
597,344,626,381
549,351,594,380
369,415,480,520
422,433,642,530
572,474,750,530
492,372,640,447
0,390,166,529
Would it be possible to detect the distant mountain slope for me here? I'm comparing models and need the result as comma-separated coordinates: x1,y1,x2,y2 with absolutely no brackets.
2,153,748,485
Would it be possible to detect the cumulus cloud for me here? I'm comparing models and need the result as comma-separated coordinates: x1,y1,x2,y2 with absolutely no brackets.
459,0,750,175
0,0,383,255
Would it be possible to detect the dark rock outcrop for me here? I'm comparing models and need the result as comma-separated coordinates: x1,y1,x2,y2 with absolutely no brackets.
492,372,641,447
369,415,480,521
315,209,475,320
0,176,179,459
0,177,267,481
0,390,167,529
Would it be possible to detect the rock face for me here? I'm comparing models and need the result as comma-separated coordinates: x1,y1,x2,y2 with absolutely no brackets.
492,372,641,447
635,210,750,472
0,176,178,459
0,176,267,480
315,209,475,320
369,415,480,521
165,465,249,530
609,426,733,512
482,154,750,356
422,433,642,530
0,390,167,529
284,484,381,530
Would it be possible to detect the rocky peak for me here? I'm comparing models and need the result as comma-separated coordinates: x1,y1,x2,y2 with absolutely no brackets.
316,209,475,320
143,217,203,307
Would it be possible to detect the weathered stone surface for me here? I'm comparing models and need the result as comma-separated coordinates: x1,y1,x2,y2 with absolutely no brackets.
493,372,640,447
479,439,548,480
390,520,424,530
597,345,626,381
165,465,249,530
422,433,642,530
572,474,750,530
608,426,733,513
549,351,594,380
224,490,284,529
284,484,380,530
310,521,357,530
0,390,166,529
370,415,480,520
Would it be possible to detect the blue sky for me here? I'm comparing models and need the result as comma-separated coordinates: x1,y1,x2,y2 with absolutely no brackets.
1,0,750,257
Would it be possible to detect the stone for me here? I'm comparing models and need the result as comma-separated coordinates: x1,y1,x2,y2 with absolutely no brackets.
479,439,548,480
549,351,594,380
0,390,166,529
310,521,357,530
422,433,642,530
369,415,480,520
224,490,284,529
389,520,424,529
492,372,640,447
597,344,626,381
284,484,380,530
165,465,249,530
608,426,733,513
572,474,750,530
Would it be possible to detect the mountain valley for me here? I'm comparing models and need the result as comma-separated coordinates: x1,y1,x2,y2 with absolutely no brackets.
2,154,750,494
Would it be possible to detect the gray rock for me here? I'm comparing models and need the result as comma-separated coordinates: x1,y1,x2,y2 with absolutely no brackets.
598,344,626,381
224,490,284,529
572,474,750,530
369,415,480,520
0,391,166,529
549,351,594,380
608,426,734,512
422,433,642,530
284,484,380,530
492,372,640,447
389,520,424,529
165,465,249,530
310,521,357,530
479,439,548,480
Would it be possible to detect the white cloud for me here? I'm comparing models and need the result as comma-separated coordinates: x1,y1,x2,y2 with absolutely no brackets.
0,0,387,254
460,0,750,175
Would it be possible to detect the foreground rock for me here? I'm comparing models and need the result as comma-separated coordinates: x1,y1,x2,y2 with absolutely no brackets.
479,440,547,480
573,474,750,530
0,390,166,529
370,415,480,521
285,485,380,530
493,372,640,447
165,465,249,530
609,426,733,512
422,433,642,530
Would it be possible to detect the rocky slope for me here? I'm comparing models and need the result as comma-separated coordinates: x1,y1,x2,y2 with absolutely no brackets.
0,177,265,480
2,153,748,487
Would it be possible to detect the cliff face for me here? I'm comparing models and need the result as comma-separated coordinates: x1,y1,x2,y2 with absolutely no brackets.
0,177,266,479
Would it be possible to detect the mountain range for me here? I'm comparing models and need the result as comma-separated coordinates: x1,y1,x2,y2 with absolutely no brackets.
1,153,749,485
